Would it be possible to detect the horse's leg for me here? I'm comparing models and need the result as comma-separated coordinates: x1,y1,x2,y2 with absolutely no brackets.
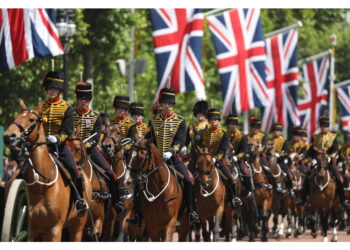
201,220,210,241
231,212,238,242
320,213,329,242
164,216,177,242
261,200,270,242
286,207,293,238
42,225,63,241
213,205,224,242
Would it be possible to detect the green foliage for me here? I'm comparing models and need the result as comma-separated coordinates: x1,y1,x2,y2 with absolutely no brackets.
1,8,350,136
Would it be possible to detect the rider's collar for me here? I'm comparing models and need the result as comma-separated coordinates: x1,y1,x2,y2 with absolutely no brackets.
137,121,143,126
117,115,127,121
211,126,220,132
161,112,174,119
47,97,61,104
77,107,90,115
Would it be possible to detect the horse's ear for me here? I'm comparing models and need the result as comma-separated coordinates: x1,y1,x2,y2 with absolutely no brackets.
34,102,43,114
195,144,202,154
19,99,27,111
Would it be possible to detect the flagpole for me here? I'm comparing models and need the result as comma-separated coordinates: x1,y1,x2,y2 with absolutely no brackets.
204,8,232,17
298,49,332,66
243,112,249,135
329,34,337,131
264,21,303,39
128,8,135,103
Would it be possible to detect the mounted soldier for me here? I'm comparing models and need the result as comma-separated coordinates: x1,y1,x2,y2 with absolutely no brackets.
200,108,242,208
72,82,125,213
111,95,134,138
146,88,200,223
287,126,310,175
127,102,150,142
225,113,252,198
296,117,350,209
39,71,88,214
247,117,282,193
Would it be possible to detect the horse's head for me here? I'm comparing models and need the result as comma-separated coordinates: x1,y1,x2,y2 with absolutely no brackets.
101,124,122,161
289,162,304,191
316,153,330,176
127,139,161,174
264,138,275,156
195,145,214,187
4,100,43,150
66,126,87,165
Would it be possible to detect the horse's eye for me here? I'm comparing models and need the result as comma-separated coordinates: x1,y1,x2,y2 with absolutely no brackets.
29,118,35,123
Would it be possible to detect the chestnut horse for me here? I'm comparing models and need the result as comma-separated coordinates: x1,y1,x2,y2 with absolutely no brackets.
243,138,272,242
193,146,226,241
3,101,92,241
308,153,339,242
66,127,108,241
126,139,183,241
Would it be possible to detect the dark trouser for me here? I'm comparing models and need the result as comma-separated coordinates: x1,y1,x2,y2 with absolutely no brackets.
260,154,278,188
50,142,83,200
237,160,252,192
170,155,196,212
216,160,238,199
89,146,120,204
279,159,293,190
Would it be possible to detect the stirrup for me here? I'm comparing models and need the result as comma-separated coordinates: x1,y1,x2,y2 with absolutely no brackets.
295,198,305,206
232,197,242,208
288,189,295,199
75,199,88,213
342,200,350,209
189,210,200,224
247,191,253,200
114,201,126,214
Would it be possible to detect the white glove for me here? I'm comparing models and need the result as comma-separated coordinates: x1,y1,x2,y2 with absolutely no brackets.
162,152,173,160
232,156,238,162
275,153,280,158
180,146,187,155
212,158,217,164
312,159,317,166
284,159,288,164
46,135,58,144
328,156,331,163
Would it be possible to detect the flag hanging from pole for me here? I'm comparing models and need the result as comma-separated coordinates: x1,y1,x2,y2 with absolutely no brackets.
299,54,330,140
336,85,350,132
207,8,269,116
261,28,300,134
0,8,63,72
149,8,206,103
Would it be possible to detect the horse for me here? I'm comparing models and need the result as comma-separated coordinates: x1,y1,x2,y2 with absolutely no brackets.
242,138,272,242
99,124,137,241
340,154,350,234
126,139,183,241
264,139,291,240
308,153,339,242
3,100,92,241
65,126,109,241
192,146,226,241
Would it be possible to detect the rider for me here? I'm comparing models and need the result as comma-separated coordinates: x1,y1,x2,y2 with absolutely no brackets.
185,100,209,166
338,132,350,163
226,113,252,199
73,82,125,213
39,71,88,214
269,122,295,198
127,102,150,142
147,88,200,223
296,117,350,209
247,117,282,193
200,108,242,208
111,95,134,139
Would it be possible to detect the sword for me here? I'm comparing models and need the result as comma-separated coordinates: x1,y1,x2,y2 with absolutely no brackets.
83,132,98,143
245,160,259,217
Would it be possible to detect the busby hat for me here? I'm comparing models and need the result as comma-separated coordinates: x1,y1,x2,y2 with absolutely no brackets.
300,128,308,137
113,95,130,110
207,108,221,121
75,82,92,100
42,71,64,91
271,122,283,132
292,126,303,136
193,100,208,116
250,117,261,128
152,104,163,115
226,113,239,125
319,116,329,127
130,102,145,116
159,88,176,104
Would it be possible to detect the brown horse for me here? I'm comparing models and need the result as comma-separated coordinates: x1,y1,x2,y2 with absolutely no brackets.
243,138,272,242
193,146,226,242
100,124,138,241
126,139,183,241
3,101,92,241
308,153,339,241
66,127,108,241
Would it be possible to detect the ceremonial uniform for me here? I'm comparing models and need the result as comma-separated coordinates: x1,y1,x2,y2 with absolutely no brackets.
287,127,310,174
127,102,150,142
40,71,87,213
111,95,134,139
201,109,242,208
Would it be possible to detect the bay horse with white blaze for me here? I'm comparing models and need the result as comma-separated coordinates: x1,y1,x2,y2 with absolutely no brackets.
3,101,92,241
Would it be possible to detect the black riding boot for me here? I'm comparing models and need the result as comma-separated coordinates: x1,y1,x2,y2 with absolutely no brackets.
242,176,253,199
187,185,200,224
111,181,126,214
73,177,89,215
127,185,141,227
264,169,280,192
226,181,242,208
285,178,295,198
296,176,310,206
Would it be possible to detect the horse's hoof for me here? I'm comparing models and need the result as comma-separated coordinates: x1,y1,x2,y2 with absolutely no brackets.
331,236,338,242
323,236,328,242
311,232,317,238
286,233,292,239
347,230,350,235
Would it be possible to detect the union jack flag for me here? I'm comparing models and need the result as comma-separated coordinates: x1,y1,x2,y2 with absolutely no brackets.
149,9,206,103
299,55,330,141
0,9,63,72
336,85,350,132
261,29,300,134
207,8,269,116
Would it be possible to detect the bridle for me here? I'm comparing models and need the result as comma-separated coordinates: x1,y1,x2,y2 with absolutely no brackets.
12,109,43,145
66,136,87,165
